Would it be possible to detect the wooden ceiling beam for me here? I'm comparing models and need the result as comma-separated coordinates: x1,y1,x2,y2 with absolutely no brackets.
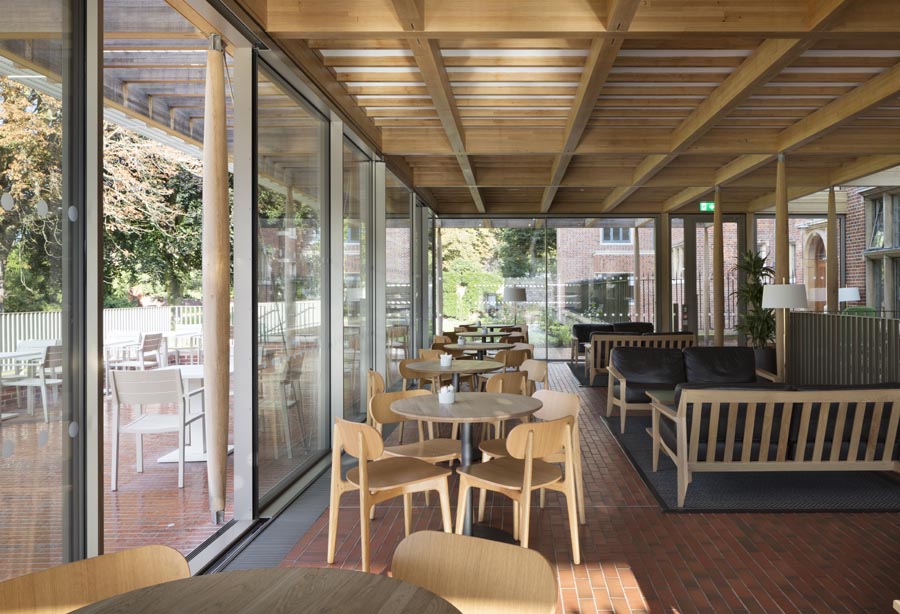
405,36,485,212
540,0,641,213
390,0,425,31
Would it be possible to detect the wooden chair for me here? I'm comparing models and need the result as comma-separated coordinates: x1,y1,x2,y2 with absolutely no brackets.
511,342,535,358
418,348,444,360
327,419,453,572
433,335,451,344
0,545,189,614
392,531,557,614
520,359,548,395
12,344,63,422
477,389,585,525
387,325,409,362
259,358,304,460
110,369,206,491
482,371,527,439
366,369,385,427
477,349,527,390
457,416,580,563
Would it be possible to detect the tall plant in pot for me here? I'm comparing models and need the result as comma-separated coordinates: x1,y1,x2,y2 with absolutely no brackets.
732,250,776,372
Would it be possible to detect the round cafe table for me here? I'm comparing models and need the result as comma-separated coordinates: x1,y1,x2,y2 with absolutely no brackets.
392,392,542,537
403,358,503,391
72,567,461,614
444,341,513,360
457,331,512,340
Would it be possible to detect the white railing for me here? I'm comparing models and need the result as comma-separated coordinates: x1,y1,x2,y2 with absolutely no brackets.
0,301,323,352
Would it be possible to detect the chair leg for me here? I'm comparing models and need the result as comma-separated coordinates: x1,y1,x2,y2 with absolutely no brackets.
478,488,487,522
40,383,49,423
135,433,144,473
111,425,119,492
651,410,660,472
566,479,581,565
454,480,469,534
575,451,586,525
403,493,412,537
451,423,459,440
178,426,185,489
359,494,371,573
539,488,545,509
326,489,341,564
436,479,452,533
513,500,519,541
520,493,532,548
620,404,627,434
399,421,405,444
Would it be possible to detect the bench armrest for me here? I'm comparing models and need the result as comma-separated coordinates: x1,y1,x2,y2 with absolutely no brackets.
755,368,779,382
650,401,678,422
607,363,626,384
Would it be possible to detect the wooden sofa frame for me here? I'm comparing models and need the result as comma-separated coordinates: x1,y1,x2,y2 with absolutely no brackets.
649,388,900,507
587,332,696,386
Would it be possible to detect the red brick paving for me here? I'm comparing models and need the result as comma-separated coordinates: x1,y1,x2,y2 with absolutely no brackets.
281,363,900,614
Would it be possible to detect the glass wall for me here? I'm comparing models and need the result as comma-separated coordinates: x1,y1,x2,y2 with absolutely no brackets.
0,0,78,579
255,67,329,500
342,141,371,420
756,215,842,311
385,172,412,386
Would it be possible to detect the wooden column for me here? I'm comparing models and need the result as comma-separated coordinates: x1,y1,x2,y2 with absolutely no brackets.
713,186,725,346
658,213,672,332
826,186,839,313
774,154,789,381
202,34,230,522
284,185,296,349
632,225,641,321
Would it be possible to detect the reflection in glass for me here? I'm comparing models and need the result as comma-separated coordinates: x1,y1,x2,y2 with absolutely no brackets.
256,68,328,497
342,142,371,420
385,172,412,386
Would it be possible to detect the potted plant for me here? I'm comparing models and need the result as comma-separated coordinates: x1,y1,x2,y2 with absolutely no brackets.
732,250,777,372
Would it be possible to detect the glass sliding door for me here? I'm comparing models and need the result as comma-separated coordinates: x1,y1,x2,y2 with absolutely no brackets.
385,172,412,386
255,66,329,499
342,141,371,420
0,0,80,579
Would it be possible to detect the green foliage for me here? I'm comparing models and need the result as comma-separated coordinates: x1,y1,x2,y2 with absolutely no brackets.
441,259,503,320
494,228,556,278
733,249,776,349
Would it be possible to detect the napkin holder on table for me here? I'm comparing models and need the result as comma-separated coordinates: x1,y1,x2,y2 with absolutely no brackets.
438,386,455,404
439,354,452,367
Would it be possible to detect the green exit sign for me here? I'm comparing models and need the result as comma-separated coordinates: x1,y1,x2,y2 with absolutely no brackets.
699,201,715,212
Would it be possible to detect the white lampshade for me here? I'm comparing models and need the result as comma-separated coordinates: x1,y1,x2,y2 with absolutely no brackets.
838,287,860,302
762,284,808,309
503,287,527,302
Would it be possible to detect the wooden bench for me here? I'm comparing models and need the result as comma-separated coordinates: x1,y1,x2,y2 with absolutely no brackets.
650,388,900,507
585,332,696,386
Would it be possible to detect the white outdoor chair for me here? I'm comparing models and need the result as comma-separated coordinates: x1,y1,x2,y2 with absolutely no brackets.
108,332,164,371
12,344,63,423
110,369,205,491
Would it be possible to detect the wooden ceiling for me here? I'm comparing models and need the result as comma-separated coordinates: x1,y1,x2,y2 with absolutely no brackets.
239,0,900,215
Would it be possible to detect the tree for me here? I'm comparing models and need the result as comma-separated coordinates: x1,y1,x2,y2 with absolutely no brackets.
495,228,556,278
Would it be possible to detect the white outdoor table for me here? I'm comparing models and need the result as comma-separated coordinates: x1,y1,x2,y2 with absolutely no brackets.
157,364,234,464
0,349,47,419
391,391,542,536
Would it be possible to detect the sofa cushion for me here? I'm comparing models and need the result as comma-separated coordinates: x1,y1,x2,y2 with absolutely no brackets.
683,346,757,384
657,418,781,463
612,321,654,334
572,323,613,344
610,347,685,388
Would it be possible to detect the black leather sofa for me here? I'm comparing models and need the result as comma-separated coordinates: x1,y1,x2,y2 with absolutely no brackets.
606,346,777,432
570,321,654,361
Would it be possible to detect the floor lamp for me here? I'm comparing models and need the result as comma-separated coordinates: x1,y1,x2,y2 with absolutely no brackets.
838,286,861,310
762,284,808,382
503,287,526,326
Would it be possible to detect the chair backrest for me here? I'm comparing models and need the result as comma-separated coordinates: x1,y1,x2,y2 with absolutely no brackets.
370,389,431,427
334,418,384,461
141,332,164,353
392,531,557,614
512,342,534,355
495,349,528,370
0,545,189,614
366,369,385,418
433,335,451,344
505,332,526,344
111,368,184,407
532,389,579,422
42,345,64,373
485,371,527,395
419,349,444,360
388,325,408,339
398,359,420,387
520,359,547,390
506,416,574,460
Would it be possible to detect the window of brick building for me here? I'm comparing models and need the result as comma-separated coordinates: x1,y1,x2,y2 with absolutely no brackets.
869,197,884,249
602,227,632,244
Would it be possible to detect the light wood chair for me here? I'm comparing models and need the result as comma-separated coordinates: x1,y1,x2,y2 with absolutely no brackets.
327,418,453,572
520,359,548,395
392,531,558,614
418,348,444,360
477,389,585,525
110,369,206,491
476,348,527,390
366,369,385,427
483,371,528,439
457,417,581,564
387,325,409,363
0,545,189,614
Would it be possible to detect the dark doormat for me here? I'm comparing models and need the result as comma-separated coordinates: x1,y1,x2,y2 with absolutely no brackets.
599,413,900,513
566,361,605,387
